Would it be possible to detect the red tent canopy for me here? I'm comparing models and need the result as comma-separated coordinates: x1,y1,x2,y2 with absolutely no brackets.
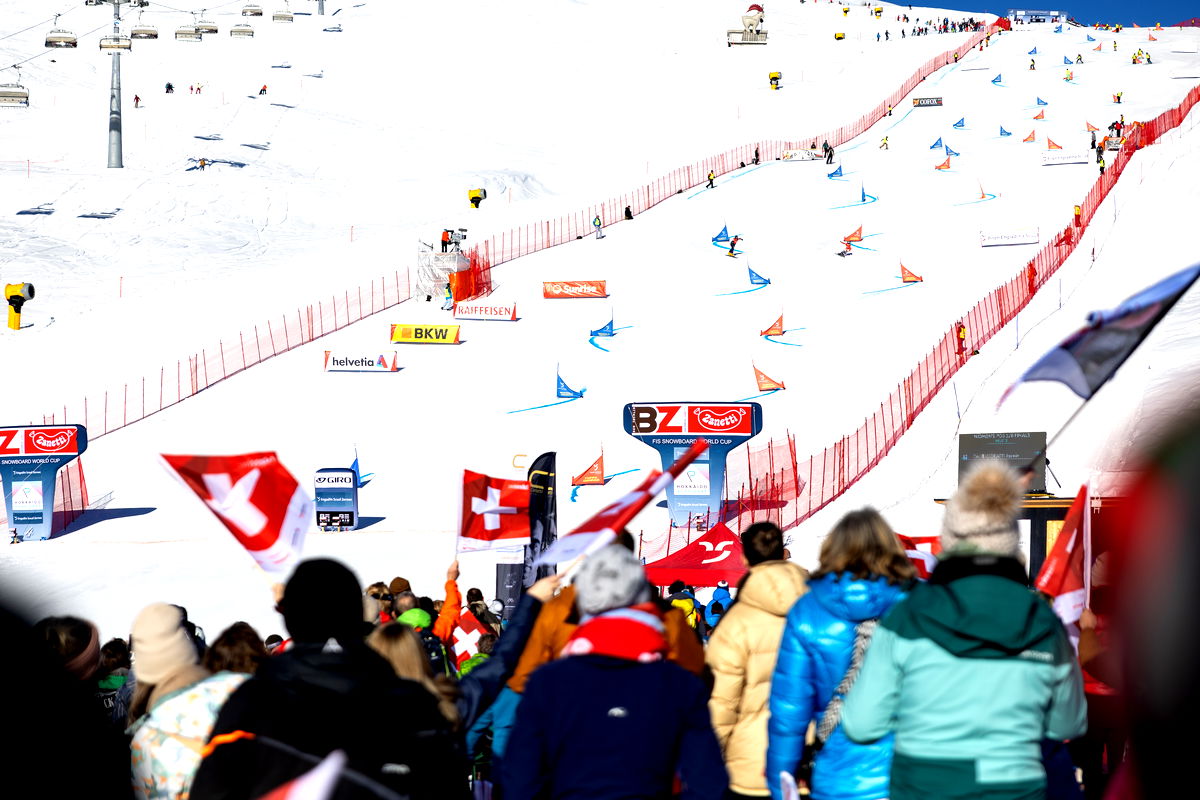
644,523,747,587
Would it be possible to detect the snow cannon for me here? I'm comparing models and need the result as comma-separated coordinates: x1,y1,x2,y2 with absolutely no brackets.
769,71,782,90
468,188,487,208
5,282,34,330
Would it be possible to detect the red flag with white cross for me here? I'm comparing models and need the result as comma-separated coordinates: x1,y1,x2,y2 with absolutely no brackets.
458,470,531,552
451,609,494,669
898,534,941,580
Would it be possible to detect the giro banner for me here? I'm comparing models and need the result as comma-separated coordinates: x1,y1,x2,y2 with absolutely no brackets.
623,402,762,527
0,424,88,542
454,301,518,321
314,468,359,530
389,324,461,344
542,280,607,299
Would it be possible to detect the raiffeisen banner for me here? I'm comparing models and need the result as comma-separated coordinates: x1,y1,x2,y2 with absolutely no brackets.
454,301,518,321
623,403,762,528
314,468,358,530
323,351,400,372
0,424,88,542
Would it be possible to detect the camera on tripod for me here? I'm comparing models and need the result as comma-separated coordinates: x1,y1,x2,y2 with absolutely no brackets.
450,228,468,250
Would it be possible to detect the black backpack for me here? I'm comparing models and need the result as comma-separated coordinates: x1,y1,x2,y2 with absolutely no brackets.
417,627,451,676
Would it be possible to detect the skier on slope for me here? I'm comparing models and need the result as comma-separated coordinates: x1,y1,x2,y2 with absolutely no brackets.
728,235,740,256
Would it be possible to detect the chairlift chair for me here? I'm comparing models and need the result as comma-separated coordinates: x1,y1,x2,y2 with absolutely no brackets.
45,29,79,48
175,26,202,42
196,20,218,34
242,4,264,16
99,35,133,52
0,84,30,107
130,0,150,6
230,24,255,38
272,10,294,23
131,24,158,39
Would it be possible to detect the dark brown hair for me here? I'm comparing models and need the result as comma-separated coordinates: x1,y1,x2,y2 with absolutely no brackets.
203,622,268,675
810,507,917,584
741,522,785,566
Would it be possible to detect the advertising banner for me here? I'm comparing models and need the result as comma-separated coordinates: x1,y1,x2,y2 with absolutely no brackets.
1041,151,1091,166
623,402,762,527
912,97,944,107
454,302,518,321
323,351,400,372
389,324,461,344
980,228,1040,247
781,149,823,161
542,280,607,299
314,467,359,530
0,425,87,541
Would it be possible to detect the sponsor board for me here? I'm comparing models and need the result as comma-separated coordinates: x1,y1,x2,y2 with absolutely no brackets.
781,149,823,161
0,424,88,541
323,351,400,372
542,280,607,299
912,97,943,107
624,402,762,526
454,302,518,321
314,467,358,530
1041,151,1091,166
980,228,1040,247
389,324,461,344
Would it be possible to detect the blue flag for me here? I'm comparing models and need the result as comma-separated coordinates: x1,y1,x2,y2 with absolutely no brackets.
945,146,960,157
1029,47,1038,55
1064,56,1073,65
557,372,584,399
1087,34,1095,42
712,225,730,243
860,184,867,203
1037,97,1048,105
1003,265,1200,402
748,267,770,285
351,450,374,489
1054,24,1062,33
827,165,843,178
930,137,942,149
590,319,615,337
953,118,965,129
1000,126,1012,136
992,74,1003,85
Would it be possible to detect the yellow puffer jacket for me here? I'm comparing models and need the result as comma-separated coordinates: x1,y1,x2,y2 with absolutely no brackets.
706,560,808,796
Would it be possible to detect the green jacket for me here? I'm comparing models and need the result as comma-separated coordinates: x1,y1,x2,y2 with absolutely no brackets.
841,556,1086,800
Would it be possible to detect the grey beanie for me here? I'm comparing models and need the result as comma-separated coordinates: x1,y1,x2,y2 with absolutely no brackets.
574,544,651,618
941,461,1024,558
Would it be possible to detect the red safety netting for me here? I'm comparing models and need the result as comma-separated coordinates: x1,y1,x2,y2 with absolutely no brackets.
0,458,87,537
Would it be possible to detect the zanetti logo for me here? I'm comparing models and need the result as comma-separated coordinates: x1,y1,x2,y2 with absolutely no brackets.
25,428,76,453
692,407,747,433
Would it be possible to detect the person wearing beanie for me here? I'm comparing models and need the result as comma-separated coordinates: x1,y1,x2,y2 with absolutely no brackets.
128,602,248,800
190,558,460,800
704,579,733,630
487,531,705,762
841,462,1087,800
500,544,728,800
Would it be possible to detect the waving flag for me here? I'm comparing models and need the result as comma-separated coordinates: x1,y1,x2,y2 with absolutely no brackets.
525,452,558,585
1001,264,1200,403
459,470,531,551
534,439,709,565
161,452,310,575
451,609,495,670
899,534,941,579
1035,485,1090,626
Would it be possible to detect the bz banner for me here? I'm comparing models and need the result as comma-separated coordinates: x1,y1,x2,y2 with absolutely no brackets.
623,403,762,527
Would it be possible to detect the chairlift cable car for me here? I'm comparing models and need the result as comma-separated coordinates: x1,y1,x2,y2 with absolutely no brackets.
175,25,202,42
230,24,255,38
131,11,159,40
0,68,29,107
273,6,294,23
45,17,78,49
242,4,264,17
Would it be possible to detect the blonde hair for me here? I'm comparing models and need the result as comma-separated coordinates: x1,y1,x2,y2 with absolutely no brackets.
366,624,460,728
810,507,917,584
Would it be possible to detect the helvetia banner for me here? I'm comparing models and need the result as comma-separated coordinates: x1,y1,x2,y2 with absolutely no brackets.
1041,151,1091,166
314,468,358,530
0,425,87,542
454,302,518,321
542,280,607,299
623,403,762,527
979,228,1040,247
323,351,400,371
389,324,461,344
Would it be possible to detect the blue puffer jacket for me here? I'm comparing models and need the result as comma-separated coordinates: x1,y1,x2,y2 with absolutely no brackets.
766,573,908,800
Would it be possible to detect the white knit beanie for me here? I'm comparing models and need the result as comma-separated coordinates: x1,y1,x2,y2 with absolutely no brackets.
574,544,651,619
131,602,197,684
941,461,1024,558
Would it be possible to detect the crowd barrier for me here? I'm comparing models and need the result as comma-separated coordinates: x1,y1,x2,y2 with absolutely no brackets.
39,271,412,438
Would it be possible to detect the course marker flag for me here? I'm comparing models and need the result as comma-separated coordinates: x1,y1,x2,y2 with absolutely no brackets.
992,74,1002,84
930,137,943,149
1086,121,1099,131
1023,130,1036,142
945,145,960,157
935,157,951,170
844,225,863,242
1047,139,1062,150
1034,109,1045,120
1037,97,1049,105
748,266,771,285
901,265,923,283
953,118,965,128
827,165,843,178
572,452,605,486
760,314,784,337
753,365,786,392
1000,126,1012,136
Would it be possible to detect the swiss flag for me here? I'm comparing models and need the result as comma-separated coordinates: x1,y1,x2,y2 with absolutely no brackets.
161,452,310,575
1035,484,1090,626
898,534,941,579
458,470,530,551
451,609,493,669
535,439,709,566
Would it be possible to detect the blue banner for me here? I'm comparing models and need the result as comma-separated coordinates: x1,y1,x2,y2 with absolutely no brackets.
314,467,358,530
0,425,87,541
623,402,762,527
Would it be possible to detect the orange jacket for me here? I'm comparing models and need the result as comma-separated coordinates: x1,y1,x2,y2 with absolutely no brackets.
505,585,705,693
433,580,462,645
